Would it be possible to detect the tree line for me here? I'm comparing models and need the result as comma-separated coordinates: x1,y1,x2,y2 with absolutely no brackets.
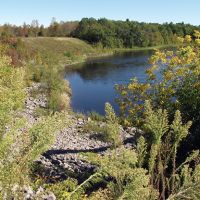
72,18,200,48
0,18,78,38
0,18,200,48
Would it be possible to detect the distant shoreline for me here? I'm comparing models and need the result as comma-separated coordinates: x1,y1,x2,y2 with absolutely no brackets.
65,44,177,68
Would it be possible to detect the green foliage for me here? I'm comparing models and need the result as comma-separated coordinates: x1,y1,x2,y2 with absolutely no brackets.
0,35,31,66
75,105,157,200
105,102,118,123
167,164,200,200
0,20,78,38
51,102,198,200
144,100,169,143
0,48,25,134
84,103,121,148
25,53,71,112
0,49,71,198
136,136,147,167
45,178,82,200
72,18,200,48
2,22,200,200
67,172,103,200
143,101,170,176
83,120,106,135
88,188,112,200
83,148,158,200
116,31,200,150
141,101,198,199
104,103,121,148
1,18,200,50
64,51,73,58
22,37,105,66
83,120,108,146
87,111,105,121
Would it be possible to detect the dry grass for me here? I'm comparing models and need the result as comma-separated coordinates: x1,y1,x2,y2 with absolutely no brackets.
22,37,109,66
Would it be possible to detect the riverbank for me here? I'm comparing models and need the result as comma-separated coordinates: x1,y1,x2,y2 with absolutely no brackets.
22,37,112,67
18,82,138,199
22,37,176,115
22,37,176,69
65,44,176,71
4,36,196,199
113,44,177,52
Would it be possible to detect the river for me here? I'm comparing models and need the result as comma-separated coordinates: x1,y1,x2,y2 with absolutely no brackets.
65,50,153,115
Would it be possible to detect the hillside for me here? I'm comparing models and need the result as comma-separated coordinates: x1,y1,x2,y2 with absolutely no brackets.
22,37,111,66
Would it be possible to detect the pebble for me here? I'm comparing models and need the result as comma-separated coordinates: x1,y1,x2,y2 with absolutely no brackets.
15,82,140,199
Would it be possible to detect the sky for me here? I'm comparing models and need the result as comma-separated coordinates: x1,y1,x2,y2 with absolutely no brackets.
0,0,200,26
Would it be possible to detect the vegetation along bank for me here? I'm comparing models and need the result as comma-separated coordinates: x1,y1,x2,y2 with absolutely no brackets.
0,18,200,199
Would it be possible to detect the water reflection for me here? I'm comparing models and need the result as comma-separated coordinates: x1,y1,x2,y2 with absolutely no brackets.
65,50,154,115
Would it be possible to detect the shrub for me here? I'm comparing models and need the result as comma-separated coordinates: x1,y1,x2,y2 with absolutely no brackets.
87,111,105,121
116,31,200,150
25,53,71,112
0,49,71,198
79,102,200,200
84,103,121,148
139,101,200,200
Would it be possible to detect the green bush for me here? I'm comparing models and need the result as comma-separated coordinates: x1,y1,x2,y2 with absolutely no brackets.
44,178,82,200
116,31,200,150
25,53,71,112
78,102,200,200
0,49,71,198
87,111,105,121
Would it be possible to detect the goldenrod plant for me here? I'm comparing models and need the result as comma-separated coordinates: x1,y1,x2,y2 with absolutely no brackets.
0,46,71,198
116,31,200,129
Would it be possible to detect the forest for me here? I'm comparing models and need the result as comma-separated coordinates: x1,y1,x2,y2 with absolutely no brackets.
72,18,200,47
1,18,200,48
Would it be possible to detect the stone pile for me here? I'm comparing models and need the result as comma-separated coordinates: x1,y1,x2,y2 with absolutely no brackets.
18,83,139,199
36,116,138,182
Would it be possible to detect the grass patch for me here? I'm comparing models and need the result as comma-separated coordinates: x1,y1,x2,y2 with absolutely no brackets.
22,37,175,69
87,111,105,122
22,37,111,67
113,44,178,53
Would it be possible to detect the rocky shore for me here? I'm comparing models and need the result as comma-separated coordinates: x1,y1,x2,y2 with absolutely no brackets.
36,116,137,183
21,83,139,199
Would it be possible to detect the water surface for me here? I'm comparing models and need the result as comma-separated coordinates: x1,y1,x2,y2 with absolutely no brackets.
65,50,153,115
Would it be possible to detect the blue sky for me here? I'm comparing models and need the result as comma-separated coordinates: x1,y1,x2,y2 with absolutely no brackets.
1,0,199,26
